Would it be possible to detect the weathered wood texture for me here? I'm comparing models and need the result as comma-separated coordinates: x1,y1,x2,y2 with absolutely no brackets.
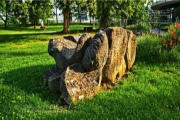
48,38,77,72
44,27,137,104
43,66,61,91
71,33,92,63
103,27,128,83
125,30,137,70
48,34,92,72
81,31,108,72
60,64,99,104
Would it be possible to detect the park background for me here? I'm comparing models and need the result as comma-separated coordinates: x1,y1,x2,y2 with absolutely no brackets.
0,0,180,119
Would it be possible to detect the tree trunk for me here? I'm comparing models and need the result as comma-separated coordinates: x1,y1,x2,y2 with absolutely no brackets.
34,21,36,29
93,16,95,29
100,16,108,29
89,13,92,25
99,2,109,29
63,10,70,33
124,18,128,29
4,0,8,29
4,20,7,29
56,7,58,24
47,20,49,26
69,12,72,23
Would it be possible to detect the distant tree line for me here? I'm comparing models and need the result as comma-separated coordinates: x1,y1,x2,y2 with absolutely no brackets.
0,0,179,33
0,0,53,29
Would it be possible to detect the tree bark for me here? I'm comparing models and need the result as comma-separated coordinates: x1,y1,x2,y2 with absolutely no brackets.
4,0,8,29
56,7,58,24
34,21,36,29
63,10,70,33
69,12,72,23
93,16,95,29
4,20,7,29
89,13,92,25
100,16,108,29
99,2,109,29
124,18,128,29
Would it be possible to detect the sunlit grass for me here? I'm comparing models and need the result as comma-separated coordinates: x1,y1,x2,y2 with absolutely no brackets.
0,27,179,119
0,23,94,35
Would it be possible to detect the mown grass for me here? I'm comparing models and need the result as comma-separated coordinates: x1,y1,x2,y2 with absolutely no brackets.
0,23,94,35
0,25,180,120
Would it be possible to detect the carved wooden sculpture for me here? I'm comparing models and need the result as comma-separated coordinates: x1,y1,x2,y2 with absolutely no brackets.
44,27,137,104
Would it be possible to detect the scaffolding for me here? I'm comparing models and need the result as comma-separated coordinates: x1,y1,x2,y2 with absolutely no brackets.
147,10,172,35
148,10,172,26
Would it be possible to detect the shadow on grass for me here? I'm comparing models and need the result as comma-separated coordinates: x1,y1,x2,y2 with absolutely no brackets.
0,29,98,44
0,33,57,43
0,24,62,31
0,51,47,58
1,65,57,104
1,65,179,119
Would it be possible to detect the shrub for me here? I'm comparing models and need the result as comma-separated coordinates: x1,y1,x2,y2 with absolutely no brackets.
161,23,180,50
137,33,180,64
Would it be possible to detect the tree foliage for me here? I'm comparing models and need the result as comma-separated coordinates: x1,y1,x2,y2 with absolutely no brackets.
0,0,150,32
0,0,53,28
95,0,148,29
0,0,13,28
29,0,53,29
173,7,180,22
12,0,30,26
56,0,86,33
86,0,97,24
56,0,71,33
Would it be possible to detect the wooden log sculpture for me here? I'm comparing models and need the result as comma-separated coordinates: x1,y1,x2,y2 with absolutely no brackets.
44,27,137,104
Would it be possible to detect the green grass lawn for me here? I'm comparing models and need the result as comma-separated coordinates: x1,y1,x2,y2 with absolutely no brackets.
0,25,180,120
0,23,95,35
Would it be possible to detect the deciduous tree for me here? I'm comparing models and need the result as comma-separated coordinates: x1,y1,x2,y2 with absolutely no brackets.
0,0,12,28
96,0,147,29
29,0,52,29
56,0,71,33
87,0,97,25
12,0,30,26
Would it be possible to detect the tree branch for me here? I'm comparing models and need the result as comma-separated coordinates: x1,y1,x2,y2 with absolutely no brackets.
0,14,5,22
